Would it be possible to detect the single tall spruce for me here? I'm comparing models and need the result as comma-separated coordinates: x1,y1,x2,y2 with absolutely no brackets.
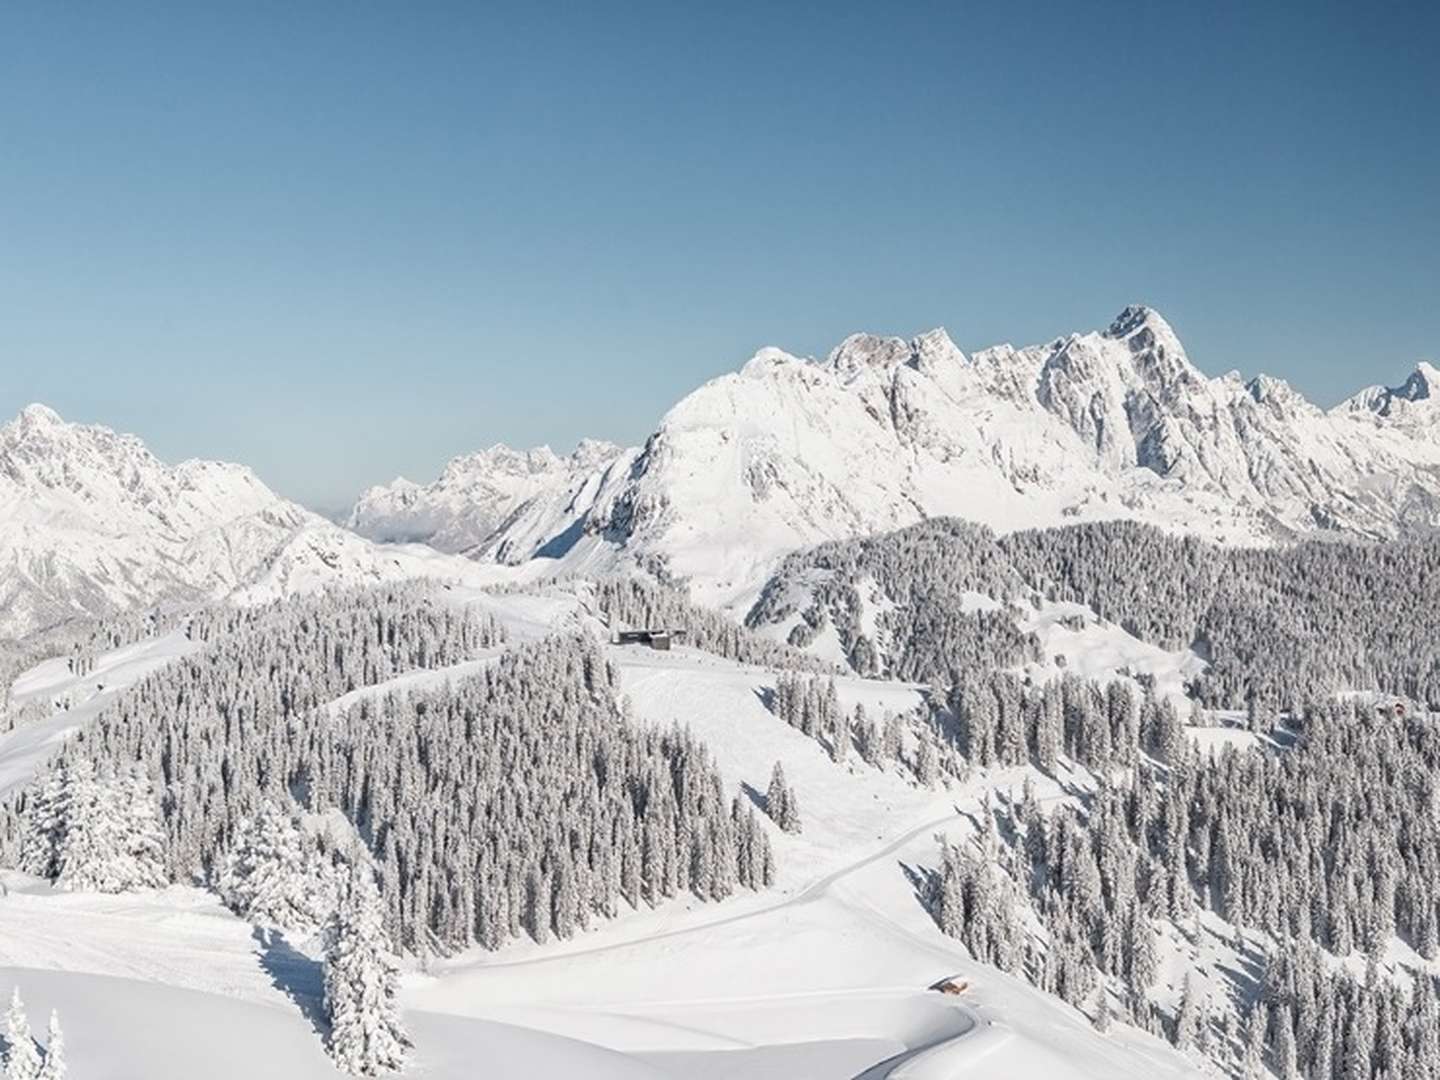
324,858,410,1076
765,761,801,834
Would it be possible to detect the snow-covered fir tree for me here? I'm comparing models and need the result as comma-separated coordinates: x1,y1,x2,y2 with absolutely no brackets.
765,761,801,834
37,1011,64,1080
324,859,410,1076
19,759,166,893
3,989,42,1080
218,798,340,931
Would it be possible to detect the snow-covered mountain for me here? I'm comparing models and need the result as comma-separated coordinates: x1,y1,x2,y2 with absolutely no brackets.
354,306,1440,607
347,439,624,554
14,305,1438,639
0,404,494,640
1340,360,1440,421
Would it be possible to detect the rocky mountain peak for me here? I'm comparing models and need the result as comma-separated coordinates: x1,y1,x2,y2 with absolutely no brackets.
827,333,913,377
1339,360,1440,419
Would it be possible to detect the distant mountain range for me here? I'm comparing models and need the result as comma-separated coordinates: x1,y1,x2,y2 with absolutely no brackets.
346,305,1440,606
0,404,490,639
6,305,1437,637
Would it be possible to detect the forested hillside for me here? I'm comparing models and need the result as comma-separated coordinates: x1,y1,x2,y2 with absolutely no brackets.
925,687,1440,1079
747,518,1440,707
8,535,1440,1079
1000,521,1440,707
2,586,770,959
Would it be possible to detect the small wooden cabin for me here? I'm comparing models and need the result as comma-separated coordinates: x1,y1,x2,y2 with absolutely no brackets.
613,629,685,651
930,977,970,997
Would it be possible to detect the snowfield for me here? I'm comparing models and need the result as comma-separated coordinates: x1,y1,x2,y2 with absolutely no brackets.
1,610,1210,1078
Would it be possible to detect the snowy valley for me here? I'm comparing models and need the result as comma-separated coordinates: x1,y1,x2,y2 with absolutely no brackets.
2,307,1440,1080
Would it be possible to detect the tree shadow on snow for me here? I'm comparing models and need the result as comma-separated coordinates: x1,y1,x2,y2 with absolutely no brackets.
252,925,330,1040
739,780,769,813
1216,948,1265,1013
952,806,982,833
899,859,941,929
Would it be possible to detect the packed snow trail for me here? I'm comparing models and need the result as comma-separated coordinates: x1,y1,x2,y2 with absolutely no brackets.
0,631,198,796
853,1004,1007,1079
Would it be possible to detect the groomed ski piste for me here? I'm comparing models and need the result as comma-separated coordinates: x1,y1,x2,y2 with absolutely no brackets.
0,587,1205,1079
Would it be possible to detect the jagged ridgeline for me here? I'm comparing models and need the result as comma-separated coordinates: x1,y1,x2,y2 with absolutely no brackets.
5,583,772,954
746,517,1440,707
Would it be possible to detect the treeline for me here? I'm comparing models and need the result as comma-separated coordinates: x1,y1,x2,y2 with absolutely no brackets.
184,582,505,681
319,642,775,952
1001,520,1440,708
0,605,180,719
4,584,500,887
771,668,1169,793
770,671,961,787
930,688,1440,1077
1249,938,1440,1080
1180,701,1440,959
948,671,1154,774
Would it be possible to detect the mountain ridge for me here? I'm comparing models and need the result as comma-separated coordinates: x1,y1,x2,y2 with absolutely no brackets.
7,305,1438,637
0,405,500,640
345,305,1440,608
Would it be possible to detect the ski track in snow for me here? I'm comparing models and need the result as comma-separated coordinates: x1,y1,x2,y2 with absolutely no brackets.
0,597,1206,1077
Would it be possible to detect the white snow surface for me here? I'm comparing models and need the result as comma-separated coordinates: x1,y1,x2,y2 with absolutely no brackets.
0,634,1206,1078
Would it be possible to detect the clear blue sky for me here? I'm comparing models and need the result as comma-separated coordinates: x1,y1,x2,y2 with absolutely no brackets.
2,2,1436,508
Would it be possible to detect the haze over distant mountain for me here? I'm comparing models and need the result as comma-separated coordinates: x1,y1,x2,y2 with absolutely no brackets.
349,305,1440,606
347,440,624,555
0,404,492,640
8,305,1437,640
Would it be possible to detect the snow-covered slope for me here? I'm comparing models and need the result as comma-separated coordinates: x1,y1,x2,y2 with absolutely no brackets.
0,405,508,640
0,640,1205,1080
0,630,199,796
363,307,1440,607
347,440,625,554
